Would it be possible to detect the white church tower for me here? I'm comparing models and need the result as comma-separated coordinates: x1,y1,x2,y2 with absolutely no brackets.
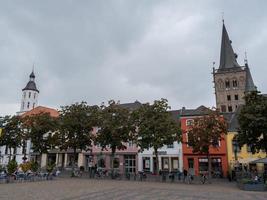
18,70,39,115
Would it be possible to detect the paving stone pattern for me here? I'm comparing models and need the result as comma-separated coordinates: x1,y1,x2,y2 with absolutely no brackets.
0,178,266,200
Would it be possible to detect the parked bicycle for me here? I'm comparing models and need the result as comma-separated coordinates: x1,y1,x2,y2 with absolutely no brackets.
201,173,208,184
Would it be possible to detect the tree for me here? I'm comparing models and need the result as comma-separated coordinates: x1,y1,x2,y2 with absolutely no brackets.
0,116,24,161
133,99,181,175
187,109,227,178
95,100,131,177
23,112,59,162
59,102,98,173
237,91,267,154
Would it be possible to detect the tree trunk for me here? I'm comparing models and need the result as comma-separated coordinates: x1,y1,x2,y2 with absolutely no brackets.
207,151,212,183
72,148,77,176
9,147,12,162
13,147,16,160
154,148,159,175
111,147,116,179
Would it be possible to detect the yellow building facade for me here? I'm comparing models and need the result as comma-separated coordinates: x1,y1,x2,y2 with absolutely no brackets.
226,132,266,172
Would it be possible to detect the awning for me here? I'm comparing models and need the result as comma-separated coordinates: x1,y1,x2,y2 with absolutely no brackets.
250,158,267,164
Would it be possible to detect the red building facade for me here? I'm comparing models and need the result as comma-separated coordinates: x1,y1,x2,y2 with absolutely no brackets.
180,106,228,177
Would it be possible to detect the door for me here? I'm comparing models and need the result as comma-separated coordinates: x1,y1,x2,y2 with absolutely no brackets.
188,158,194,175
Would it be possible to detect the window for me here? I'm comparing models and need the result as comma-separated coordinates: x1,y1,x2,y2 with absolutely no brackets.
199,158,208,173
233,80,238,88
221,105,226,112
186,119,194,126
29,92,31,98
23,92,26,99
186,132,191,147
167,143,174,148
97,158,105,168
162,157,169,170
232,141,241,153
225,80,230,89
22,102,25,109
212,139,220,147
227,95,231,101
142,157,151,172
228,106,233,112
33,103,35,109
34,93,36,99
124,155,136,173
235,95,239,100
128,141,133,147
113,158,120,168
27,102,30,109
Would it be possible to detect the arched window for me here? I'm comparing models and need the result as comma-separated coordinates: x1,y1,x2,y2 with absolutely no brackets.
225,79,230,89
27,102,30,109
217,79,224,90
232,79,238,88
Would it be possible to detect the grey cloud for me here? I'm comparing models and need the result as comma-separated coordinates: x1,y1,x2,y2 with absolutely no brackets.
0,0,267,115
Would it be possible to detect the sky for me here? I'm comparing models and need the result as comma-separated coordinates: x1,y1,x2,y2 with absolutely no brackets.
0,0,267,115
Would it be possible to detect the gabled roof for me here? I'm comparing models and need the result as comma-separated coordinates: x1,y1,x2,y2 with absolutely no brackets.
219,23,241,71
22,106,59,118
168,110,181,122
119,101,142,111
180,105,211,117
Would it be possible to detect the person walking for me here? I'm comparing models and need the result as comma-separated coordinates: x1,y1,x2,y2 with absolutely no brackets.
183,169,188,182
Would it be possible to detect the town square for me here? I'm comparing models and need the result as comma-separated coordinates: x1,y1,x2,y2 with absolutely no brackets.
0,0,267,199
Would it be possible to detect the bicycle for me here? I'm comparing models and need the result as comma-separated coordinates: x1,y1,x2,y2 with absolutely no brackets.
201,173,208,184
187,174,193,184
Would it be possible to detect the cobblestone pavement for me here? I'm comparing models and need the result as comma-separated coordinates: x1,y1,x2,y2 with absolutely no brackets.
0,178,266,200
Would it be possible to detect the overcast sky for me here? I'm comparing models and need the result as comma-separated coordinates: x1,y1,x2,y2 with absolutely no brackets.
1,0,267,115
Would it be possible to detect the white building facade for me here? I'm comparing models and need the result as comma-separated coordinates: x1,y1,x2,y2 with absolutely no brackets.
0,71,39,166
138,141,183,173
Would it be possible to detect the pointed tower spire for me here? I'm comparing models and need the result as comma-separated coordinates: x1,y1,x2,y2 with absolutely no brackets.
219,23,240,70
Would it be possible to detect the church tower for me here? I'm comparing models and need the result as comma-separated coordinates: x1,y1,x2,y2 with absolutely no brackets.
213,22,256,113
18,70,39,115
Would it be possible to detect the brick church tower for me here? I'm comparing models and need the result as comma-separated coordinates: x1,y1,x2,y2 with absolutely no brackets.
213,22,256,113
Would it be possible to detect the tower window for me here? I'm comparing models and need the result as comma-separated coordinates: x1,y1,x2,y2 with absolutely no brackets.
27,102,30,109
34,93,36,99
233,80,238,88
225,80,230,89
22,102,25,110
29,92,31,98
228,106,233,112
227,95,231,101
221,105,226,112
235,94,239,100
23,92,26,99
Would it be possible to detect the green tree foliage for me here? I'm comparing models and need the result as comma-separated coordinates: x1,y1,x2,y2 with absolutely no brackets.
0,116,24,161
23,112,59,155
59,102,98,171
95,100,131,175
133,99,181,174
237,91,267,154
187,109,227,178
